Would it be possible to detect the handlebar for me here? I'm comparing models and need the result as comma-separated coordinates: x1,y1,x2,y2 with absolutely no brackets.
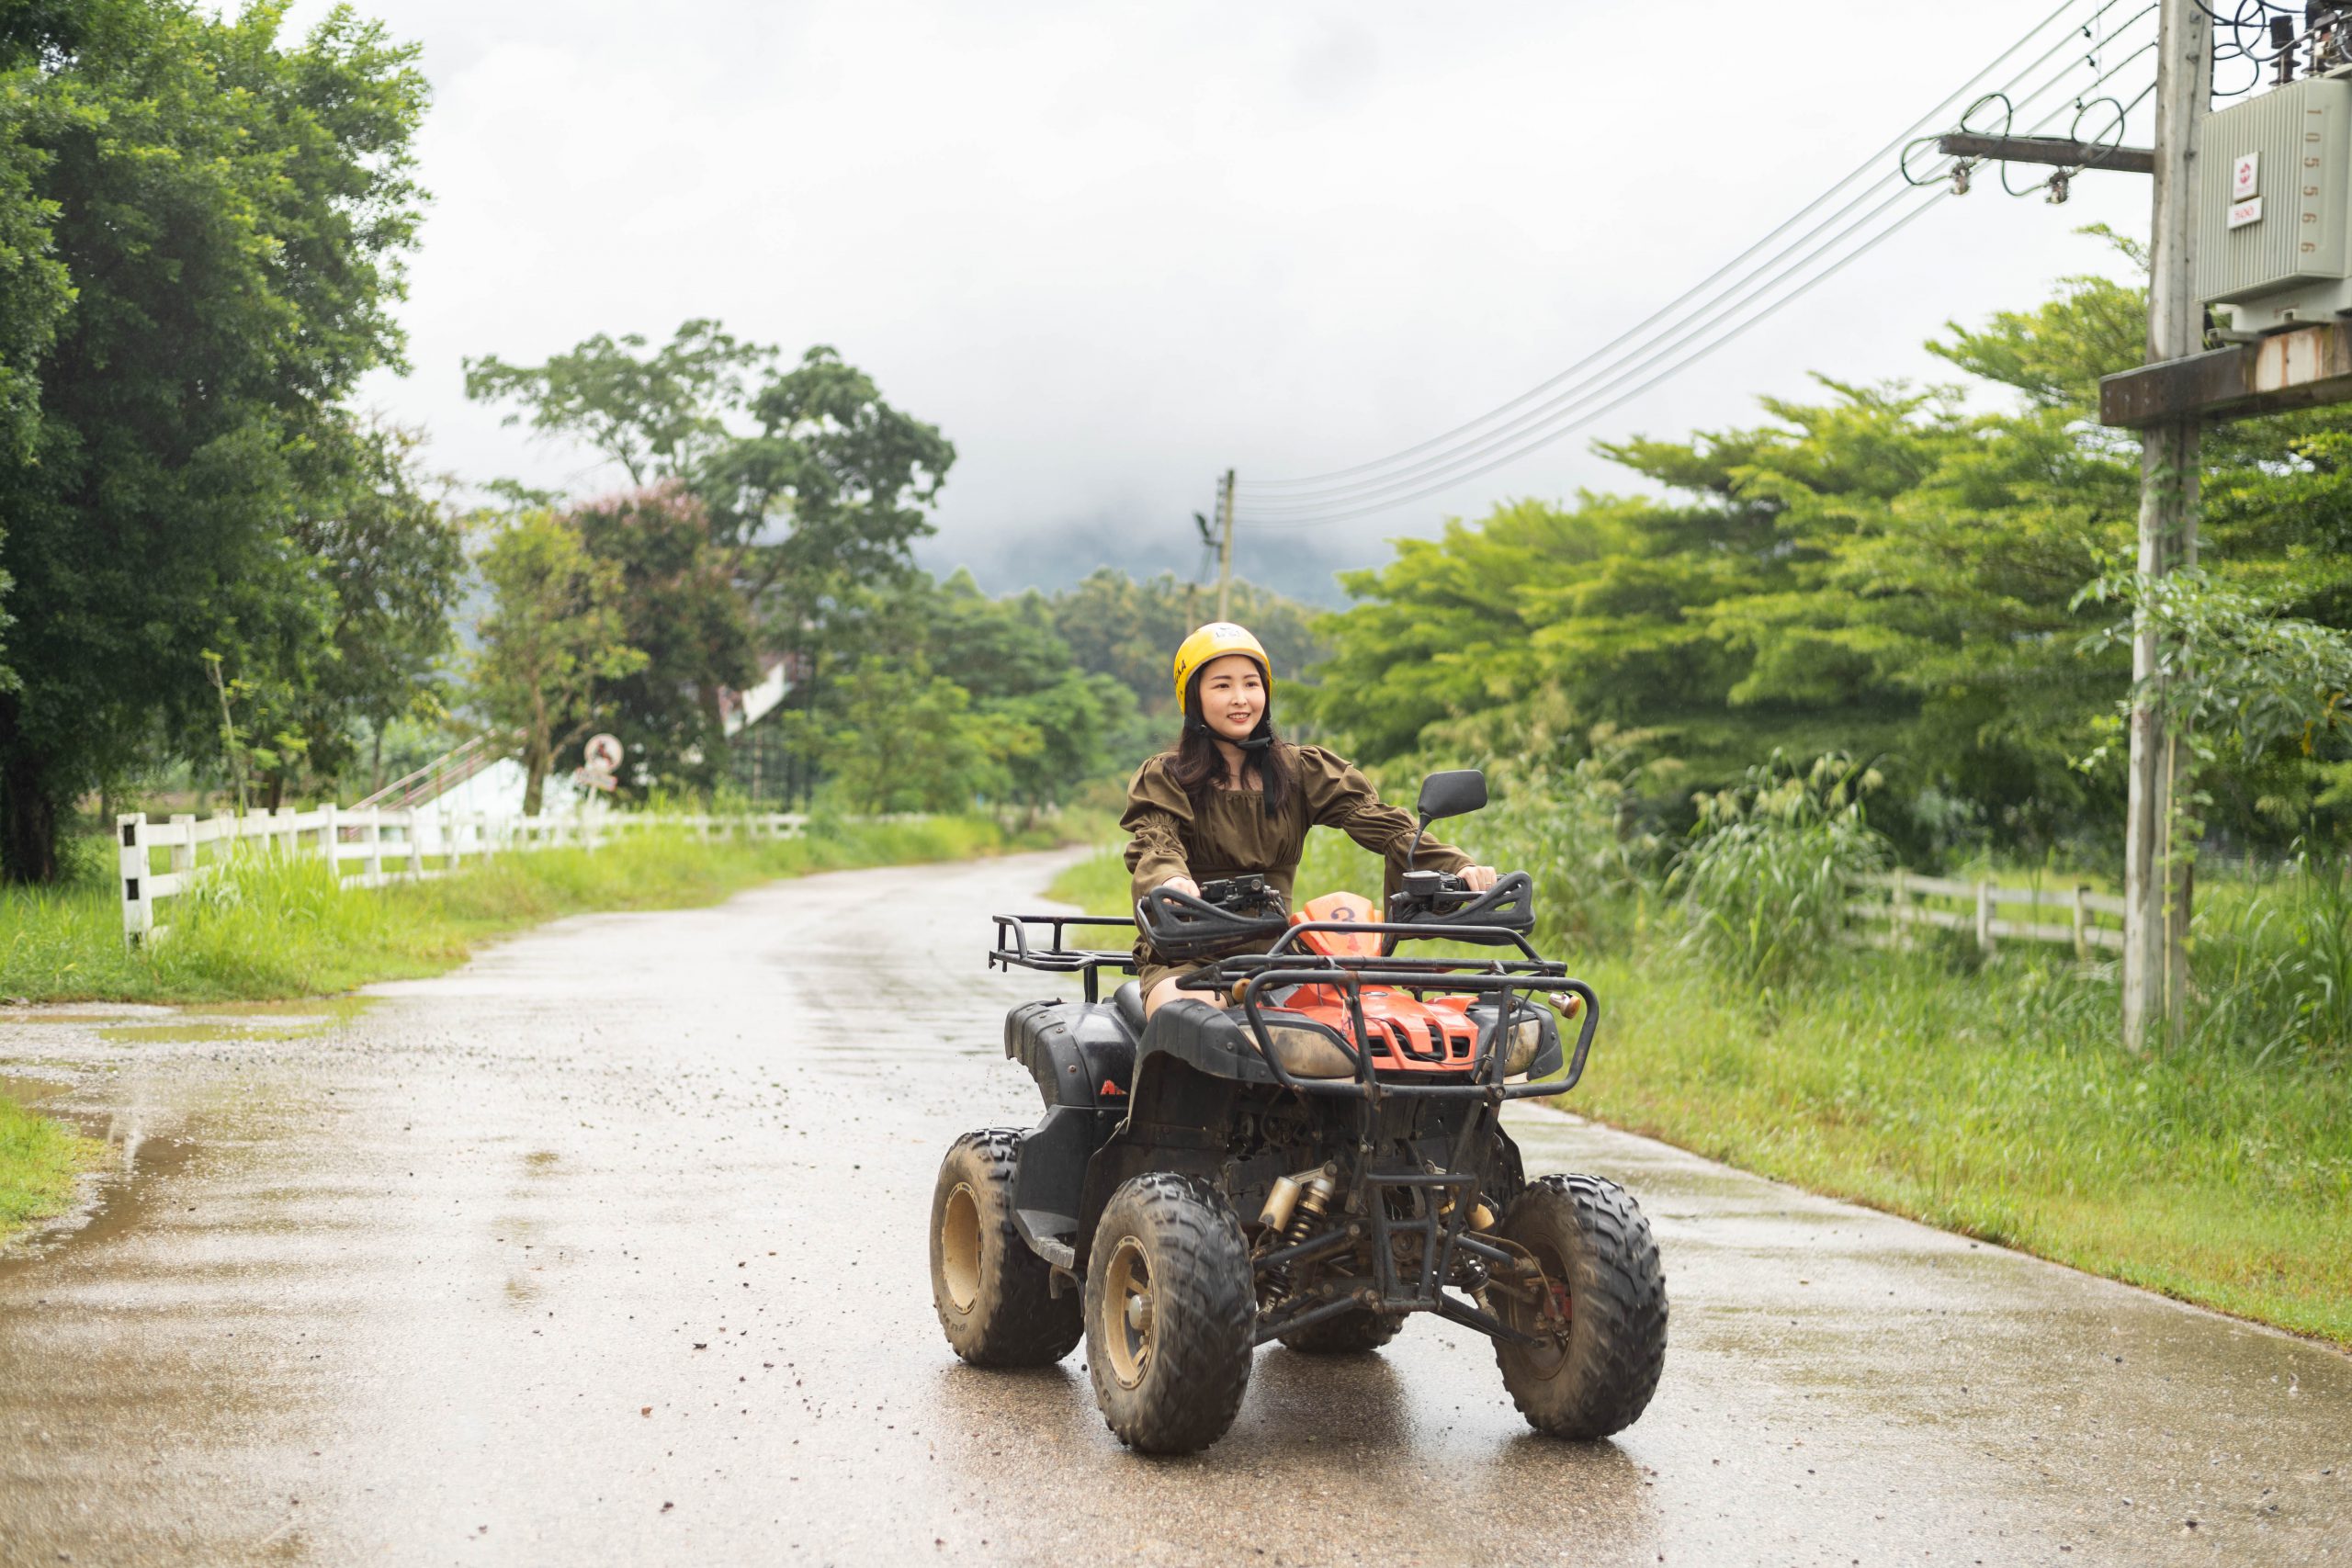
1386,870,1535,944
1135,879,1291,961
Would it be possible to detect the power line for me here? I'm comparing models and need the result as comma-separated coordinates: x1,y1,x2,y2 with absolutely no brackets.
1233,12,2157,526
1239,196,1954,529
1233,0,2130,502
1239,1,2154,514
1239,183,1947,524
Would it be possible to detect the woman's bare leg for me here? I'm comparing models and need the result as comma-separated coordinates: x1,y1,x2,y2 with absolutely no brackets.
1144,974,1229,1017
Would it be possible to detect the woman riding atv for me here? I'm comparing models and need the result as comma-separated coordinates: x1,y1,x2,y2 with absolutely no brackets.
1124,621,1498,1017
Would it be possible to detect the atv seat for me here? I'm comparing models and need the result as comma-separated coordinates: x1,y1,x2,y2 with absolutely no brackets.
1113,978,1146,1036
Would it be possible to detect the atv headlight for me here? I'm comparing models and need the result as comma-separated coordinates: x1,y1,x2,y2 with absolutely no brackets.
1259,1020,1357,1079
1502,1012,1549,1077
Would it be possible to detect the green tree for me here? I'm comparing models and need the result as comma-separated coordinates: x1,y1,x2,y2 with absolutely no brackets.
0,7,76,464
463,327,957,796
989,670,1137,820
463,319,774,486
813,658,1005,814
280,419,466,801
903,571,1141,813
463,326,956,626
472,512,647,815
569,483,755,795
0,0,427,879
708,344,957,616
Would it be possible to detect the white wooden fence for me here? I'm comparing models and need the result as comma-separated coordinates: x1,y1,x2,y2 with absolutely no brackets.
1849,871,2127,958
116,807,806,947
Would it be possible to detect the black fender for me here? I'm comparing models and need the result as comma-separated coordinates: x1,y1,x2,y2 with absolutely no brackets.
1001,1000,1137,1270
1004,1107,1096,1271
1003,999,1136,1110
1074,1053,1236,1273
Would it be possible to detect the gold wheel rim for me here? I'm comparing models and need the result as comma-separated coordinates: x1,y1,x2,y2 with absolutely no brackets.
940,1182,981,1314
1102,1236,1156,1389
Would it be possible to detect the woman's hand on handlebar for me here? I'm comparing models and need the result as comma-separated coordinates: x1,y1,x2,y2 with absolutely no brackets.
1461,865,1498,893
1159,875,1201,900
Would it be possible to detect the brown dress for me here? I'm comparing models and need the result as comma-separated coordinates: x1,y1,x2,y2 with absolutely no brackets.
1123,742,1474,998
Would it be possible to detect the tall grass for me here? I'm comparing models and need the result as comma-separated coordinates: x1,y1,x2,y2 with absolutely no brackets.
0,812,1076,1003
1667,756,1888,986
2188,843,2352,1063
1476,750,1663,948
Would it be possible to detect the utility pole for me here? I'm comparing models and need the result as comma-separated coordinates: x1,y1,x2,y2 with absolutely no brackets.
2123,0,2213,1053
1215,468,1237,623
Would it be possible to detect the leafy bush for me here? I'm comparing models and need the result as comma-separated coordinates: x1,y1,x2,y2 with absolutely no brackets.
1668,754,1889,986
1477,738,1669,945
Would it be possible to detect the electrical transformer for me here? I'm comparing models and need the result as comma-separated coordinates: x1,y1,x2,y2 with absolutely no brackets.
2199,75,2352,336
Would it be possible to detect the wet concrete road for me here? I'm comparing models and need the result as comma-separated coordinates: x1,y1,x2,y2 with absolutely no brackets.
1,851,2347,1567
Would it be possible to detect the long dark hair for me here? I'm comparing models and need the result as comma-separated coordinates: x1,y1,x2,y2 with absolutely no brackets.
1166,671,1294,818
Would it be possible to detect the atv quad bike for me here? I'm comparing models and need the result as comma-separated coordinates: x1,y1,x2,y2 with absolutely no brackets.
929,769,1668,1455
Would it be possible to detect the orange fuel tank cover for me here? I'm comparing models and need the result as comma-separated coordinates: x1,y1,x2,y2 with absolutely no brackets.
1292,892,1382,958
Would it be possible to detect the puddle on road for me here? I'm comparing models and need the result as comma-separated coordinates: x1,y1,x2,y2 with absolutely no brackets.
0,1131,194,1274
0,995,372,1266
0,1071,74,1107
91,995,369,1045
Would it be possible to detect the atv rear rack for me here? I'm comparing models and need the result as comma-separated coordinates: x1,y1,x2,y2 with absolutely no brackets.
989,913,1139,1002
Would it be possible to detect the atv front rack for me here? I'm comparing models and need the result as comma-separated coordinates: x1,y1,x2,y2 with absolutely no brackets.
1177,927,1600,1100
989,913,1139,1002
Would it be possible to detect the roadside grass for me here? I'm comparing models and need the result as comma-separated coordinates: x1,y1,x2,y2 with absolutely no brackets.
1047,834,2352,1347
0,1094,107,1236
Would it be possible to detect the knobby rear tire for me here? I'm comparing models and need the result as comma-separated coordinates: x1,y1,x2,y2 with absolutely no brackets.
1491,1173,1668,1439
1084,1173,1255,1454
930,1128,1082,1368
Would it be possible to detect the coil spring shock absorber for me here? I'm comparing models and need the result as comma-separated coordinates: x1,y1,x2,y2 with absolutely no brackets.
1258,1168,1338,1299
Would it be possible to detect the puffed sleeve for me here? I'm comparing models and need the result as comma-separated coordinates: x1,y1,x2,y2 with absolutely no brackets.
1123,755,1196,907
1297,745,1472,906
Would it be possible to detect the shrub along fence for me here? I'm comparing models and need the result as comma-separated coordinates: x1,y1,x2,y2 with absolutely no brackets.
1849,870,2127,959
115,807,807,947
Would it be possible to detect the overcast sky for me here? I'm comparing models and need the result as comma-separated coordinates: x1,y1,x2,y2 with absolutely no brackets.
285,0,2158,603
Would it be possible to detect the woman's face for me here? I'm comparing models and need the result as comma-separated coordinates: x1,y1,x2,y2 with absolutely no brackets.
1195,654,1266,742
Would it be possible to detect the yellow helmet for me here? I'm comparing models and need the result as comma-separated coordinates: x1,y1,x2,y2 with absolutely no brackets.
1172,622,1272,709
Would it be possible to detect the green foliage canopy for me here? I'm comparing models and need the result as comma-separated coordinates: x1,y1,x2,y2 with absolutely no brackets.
464,319,773,488
0,0,429,878
568,483,755,795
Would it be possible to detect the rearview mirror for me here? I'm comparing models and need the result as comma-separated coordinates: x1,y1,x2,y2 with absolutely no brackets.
1415,769,1487,823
